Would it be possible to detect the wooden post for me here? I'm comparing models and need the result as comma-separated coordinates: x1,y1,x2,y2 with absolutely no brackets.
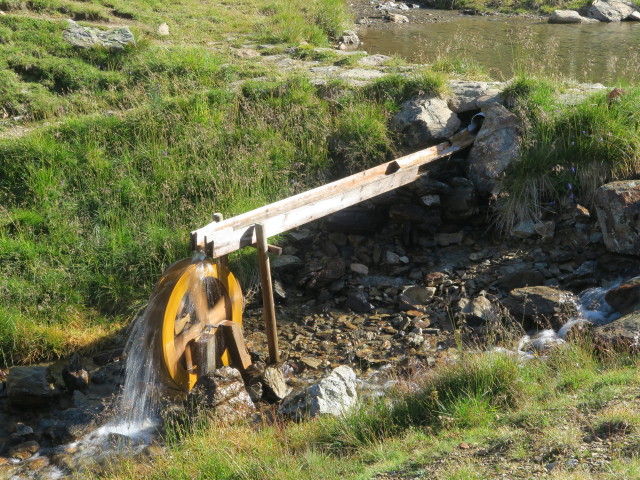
255,223,280,364
193,333,217,376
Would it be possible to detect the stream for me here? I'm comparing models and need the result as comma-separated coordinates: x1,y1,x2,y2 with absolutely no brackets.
357,10,640,84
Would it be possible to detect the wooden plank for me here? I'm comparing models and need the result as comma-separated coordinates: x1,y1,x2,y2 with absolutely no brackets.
219,320,253,371
255,223,280,365
191,133,474,258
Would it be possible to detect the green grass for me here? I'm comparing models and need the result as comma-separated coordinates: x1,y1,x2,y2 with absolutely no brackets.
96,342,640,480
428,0,595,14
496,77,640,232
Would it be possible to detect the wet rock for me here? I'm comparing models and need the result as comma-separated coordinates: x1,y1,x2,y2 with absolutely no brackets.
446,80,504,113
594,180,640,256
399,286,436,312
595,311,640,350
466,103,520,195
385,13,410,23
157,22,170,35
6,366,57,408
63,20,135,50
62,353,89,393
548,9,583,23
391,97,461,147
188,367,255,422
605,277,640,315
346,289,373,313
261,365,290,402
504,286,578,330
361,275,408,288
8,440,39,460
589,0,637,22
280,365,357,419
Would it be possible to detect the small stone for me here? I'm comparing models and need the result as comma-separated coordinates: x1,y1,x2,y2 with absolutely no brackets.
385,13,409,22
235,48,260,58
157,22,170,35
510,220,536,239
301,357,323,370
399,286,436,312
8,441,39,460
350,263,369,275
420,195,441,208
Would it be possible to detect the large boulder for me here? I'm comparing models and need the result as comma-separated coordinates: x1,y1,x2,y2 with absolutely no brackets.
589,0,637,21
187,367,255,422
548,10,584,23
6,366,58,408
446,80,504,113
503,286,578,330
63,19,135,50
594,180,640,256
595,311,640,350
466,103,520,195
391,97,461,147
604,277,640,315
279,365,357,419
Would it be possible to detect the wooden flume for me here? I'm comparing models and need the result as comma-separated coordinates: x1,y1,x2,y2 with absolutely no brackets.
151,129,476,392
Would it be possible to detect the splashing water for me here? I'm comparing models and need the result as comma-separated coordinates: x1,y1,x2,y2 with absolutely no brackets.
508,280,625,357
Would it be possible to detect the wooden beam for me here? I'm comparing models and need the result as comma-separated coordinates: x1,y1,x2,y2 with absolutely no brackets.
191,133,474,258
255,223,280,365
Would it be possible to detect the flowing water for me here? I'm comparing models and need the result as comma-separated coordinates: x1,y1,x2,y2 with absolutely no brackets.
358,11,640,83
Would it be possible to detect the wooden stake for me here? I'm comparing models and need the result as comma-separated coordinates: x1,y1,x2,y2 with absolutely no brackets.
255,223,279,364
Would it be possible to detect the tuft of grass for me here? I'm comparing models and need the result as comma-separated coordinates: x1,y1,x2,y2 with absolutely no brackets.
496,79,640,233
362,71,448,111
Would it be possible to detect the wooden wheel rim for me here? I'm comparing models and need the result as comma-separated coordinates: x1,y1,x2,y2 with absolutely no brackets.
153,258,242,391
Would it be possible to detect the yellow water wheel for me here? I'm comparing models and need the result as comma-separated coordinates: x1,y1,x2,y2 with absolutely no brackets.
147,258,243,392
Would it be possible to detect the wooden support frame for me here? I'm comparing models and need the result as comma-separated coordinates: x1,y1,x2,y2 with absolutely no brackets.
191,131,475,258
255,223,280,364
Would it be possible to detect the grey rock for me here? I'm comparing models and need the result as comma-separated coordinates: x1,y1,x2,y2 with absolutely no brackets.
594,180,640,256
510,220,537,239
280,365,357,418
589,0,637,21
346,289,373,313
339,30,360,45
460,295,496,324
157,22,170,35
63,20,135,50
399,286,436,312
188,367,255,422
6,366,57,408
446,80,504,113
504,286,578,330
548,10,583,23
466,103,520,195
261,365,290,402
629,10,640,19
358,54,391,67
392,97,461,146
271,254,303,272
595,311,640,350
350,263,369,275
